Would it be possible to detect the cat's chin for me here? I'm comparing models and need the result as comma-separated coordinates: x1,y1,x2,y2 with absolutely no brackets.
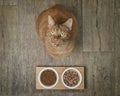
54,44,59,47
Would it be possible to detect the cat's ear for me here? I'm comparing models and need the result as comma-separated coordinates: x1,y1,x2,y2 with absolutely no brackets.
63,18,73,30
48,15,55,28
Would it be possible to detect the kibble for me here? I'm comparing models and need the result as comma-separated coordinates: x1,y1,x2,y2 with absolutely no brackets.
63,69,80,87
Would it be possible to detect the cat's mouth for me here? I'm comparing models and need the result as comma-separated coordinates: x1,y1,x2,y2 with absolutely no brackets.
50,36,63,47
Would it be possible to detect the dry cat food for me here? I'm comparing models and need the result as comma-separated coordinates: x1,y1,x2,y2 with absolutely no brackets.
40,69,57,86
62,68,80,87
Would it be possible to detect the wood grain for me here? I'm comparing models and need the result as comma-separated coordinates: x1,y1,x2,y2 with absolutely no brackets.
83,52,115,96
0,5,18,96
18,0,39,96
114,9,120,96
0,0,119,96
0,0,3,5
83,0,114,51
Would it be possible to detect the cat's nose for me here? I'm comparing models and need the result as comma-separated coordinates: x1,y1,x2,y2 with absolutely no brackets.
54,36,60,39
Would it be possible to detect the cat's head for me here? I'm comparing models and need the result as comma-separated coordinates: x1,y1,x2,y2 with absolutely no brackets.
47,15,73,47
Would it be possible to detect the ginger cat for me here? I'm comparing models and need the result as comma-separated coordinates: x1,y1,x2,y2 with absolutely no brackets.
36,4,78,58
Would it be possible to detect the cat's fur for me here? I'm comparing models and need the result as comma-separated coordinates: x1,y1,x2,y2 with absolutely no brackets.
36,5,78,58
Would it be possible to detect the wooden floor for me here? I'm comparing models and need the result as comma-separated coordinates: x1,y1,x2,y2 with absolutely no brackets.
0,0,120,96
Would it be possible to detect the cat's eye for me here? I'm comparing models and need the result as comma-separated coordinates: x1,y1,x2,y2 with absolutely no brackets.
51,31,55,35
61,32,64,37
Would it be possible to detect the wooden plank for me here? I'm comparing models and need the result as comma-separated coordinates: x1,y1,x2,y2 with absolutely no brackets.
17,0,37,95
83,52,114,96
83,0,114,51
114,2,120,95
114,11,120,96
0,6,3,96
83,0,99,51
36,67,84,90
115,12,120,51
96,0,114,51
0,5,18,96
